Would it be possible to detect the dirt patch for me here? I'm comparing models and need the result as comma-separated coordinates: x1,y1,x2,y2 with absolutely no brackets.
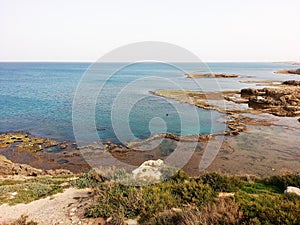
0,187,100,225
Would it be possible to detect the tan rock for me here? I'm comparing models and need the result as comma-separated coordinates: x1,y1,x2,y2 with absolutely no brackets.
0,154,72,176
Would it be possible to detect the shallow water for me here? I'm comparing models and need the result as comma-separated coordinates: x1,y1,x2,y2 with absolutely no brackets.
0,62,298,144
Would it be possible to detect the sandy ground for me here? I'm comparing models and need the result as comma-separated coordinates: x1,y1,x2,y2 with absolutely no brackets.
0,187,104,225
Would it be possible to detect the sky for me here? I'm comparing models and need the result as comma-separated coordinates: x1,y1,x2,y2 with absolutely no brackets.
0,0,300,62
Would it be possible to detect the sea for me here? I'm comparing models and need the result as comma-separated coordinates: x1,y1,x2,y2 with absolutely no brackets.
0,62,298,144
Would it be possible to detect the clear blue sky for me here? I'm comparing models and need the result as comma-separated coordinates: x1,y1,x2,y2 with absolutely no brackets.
1,0,299,62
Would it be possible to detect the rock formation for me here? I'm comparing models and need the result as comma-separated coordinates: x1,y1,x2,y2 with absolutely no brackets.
241,81,300,116
284,186,300,196
275,68,300,75
132,159,165,180
186,73,239,78
0,154,72,176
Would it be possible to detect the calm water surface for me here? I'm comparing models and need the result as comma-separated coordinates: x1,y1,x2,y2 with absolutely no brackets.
0,62,298,143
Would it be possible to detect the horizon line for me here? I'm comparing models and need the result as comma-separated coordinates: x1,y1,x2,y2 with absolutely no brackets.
0,60,297,63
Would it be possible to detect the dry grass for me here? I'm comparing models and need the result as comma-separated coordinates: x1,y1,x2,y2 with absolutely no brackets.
9,215,38,225
146,198,243,225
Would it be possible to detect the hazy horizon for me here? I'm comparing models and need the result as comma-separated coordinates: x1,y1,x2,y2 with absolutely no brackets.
0,60,297,63
1,0,300,62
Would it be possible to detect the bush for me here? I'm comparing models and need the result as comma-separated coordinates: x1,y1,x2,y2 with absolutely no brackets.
170,181,215,207
261,174,300,192
72,170,106,188
85,183,144,219
83,171,300,224
169,170,190,182
236,190,300,224
199,172,244,192
85,176,215,223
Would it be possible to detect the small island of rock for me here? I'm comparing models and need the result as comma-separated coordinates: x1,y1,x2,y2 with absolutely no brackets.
186,73,239,78
275,68,300,75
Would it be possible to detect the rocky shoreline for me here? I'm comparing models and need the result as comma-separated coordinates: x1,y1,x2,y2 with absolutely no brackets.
0,132,91,175
241,82,300,117
0,86,298,225
186,73,239,78
275,68,300,75
152,80,300,118
0,80,300,179
0,154,72,177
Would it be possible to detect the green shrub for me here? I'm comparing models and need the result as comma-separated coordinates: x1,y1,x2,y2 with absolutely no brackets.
140,183,178,221
85,183,144,222
72,170,105,188
236,190,300,224
199,172,244,192
85,176,215,223
261,174,300,192
171,181,215,207
169,170,190,182
83,171,300,224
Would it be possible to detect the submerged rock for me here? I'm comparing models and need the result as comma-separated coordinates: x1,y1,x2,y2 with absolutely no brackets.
186,73,239,78
59,142,68,149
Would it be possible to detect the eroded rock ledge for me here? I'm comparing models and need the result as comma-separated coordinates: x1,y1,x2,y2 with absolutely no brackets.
0,155,72,176
186,73,239,78
153,80,300,117
152,80,300,136
275,68,300,75
241,80,300,116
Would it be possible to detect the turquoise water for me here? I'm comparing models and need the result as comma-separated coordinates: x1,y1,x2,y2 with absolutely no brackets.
0,62,298,143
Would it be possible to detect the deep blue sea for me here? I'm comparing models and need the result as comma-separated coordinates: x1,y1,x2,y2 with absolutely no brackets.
0,62,298,144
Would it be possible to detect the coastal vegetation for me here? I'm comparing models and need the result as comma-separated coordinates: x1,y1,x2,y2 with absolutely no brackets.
0,159,299,224
0,175,74,205
72,170,300,225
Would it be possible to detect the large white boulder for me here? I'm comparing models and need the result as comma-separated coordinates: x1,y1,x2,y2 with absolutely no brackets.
284,186,300,196
132,159,165,180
